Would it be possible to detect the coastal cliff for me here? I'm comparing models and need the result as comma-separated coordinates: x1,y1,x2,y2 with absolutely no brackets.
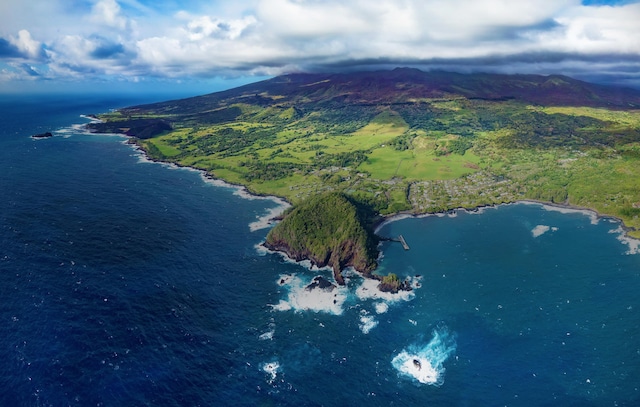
264,192,379,285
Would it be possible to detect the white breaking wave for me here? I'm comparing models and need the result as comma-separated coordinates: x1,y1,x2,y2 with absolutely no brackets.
359,309,378,334
374,302,389,314
79,114,102,123
259,322,276,340
531,225,551,237
270,270,421,321
532,224,559,238
254,243,271,256
270,274,348,315
249,200,291,232
536,202,600,225
375,206,499,233
610,225,640,255
52,115,123,138
392,325,457,386
355,275,418,303
264,242,422,322
532,225,550,237
262,361,280,384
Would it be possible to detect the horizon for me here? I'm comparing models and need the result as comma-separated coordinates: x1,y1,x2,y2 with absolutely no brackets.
3,68,639,101
1,0,640,95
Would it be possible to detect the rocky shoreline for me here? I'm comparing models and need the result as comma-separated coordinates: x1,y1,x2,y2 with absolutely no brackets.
85,121,640,293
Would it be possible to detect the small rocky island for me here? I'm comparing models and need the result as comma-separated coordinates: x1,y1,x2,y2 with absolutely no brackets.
31,132,53,139
264,192,411,293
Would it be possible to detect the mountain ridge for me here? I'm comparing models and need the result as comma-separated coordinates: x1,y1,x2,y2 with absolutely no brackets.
124,68,640,116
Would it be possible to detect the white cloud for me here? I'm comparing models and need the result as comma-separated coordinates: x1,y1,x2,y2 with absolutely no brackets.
256,0,370,38
185,15,257,41
9,30,42,59
553,4,640,54
1,0,640,84
90,0,129,30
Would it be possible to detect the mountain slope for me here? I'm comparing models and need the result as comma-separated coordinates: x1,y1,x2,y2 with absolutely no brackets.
89,68,640,238
124,68,640,117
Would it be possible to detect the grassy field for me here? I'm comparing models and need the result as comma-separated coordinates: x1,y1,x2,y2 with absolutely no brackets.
108,97,640,237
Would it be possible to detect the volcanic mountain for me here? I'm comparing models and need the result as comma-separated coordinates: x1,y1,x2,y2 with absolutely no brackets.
119,68,640,120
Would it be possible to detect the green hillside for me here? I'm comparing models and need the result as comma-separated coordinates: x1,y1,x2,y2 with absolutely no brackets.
89,69,640,237
264,192,378,284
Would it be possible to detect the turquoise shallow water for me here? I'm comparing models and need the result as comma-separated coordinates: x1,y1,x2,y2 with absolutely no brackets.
1,94,639,406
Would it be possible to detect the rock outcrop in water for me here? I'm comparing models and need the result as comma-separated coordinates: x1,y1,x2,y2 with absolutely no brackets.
377,272,412,293
31,132,53,139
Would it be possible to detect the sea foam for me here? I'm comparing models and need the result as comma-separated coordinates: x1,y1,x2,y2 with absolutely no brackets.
610,225,640,255
537,202,600,225
391,325,457,386
531,225,555,238
374,302,389,314
262,361,280,384
355,276,418,303
532,225,550,237
358,309,378,334
271,274,348,315
249,200,291,232
199,173,290,231
259,322,275,340
270,270,421,319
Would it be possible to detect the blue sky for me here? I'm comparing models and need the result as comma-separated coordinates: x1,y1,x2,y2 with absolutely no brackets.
1,0,639,94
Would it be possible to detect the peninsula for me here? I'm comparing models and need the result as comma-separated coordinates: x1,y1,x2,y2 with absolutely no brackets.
87,68,640,283
263,192,379,286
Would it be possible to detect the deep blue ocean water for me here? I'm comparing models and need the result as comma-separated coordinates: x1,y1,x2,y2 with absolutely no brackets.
1,94,639,406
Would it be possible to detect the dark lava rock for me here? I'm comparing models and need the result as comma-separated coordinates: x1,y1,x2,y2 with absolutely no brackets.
305,276,336,292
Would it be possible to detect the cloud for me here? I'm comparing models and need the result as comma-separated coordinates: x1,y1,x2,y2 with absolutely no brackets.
183,15,257,41
133,0,639,74
256,0,370,39
0,0,639,87
6,30,45,60
139,1,538,75
47,34,139,76
89,0,130,30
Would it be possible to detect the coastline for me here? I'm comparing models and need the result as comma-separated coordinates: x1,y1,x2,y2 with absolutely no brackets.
375,199,640,253
83,120,640,260
121,137,291,230
128,139,292,200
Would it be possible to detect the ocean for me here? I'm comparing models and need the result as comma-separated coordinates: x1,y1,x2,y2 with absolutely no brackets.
1,94,639,406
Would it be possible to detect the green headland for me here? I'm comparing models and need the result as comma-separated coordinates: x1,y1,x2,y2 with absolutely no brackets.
263,192,379,285
88,68,640,281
